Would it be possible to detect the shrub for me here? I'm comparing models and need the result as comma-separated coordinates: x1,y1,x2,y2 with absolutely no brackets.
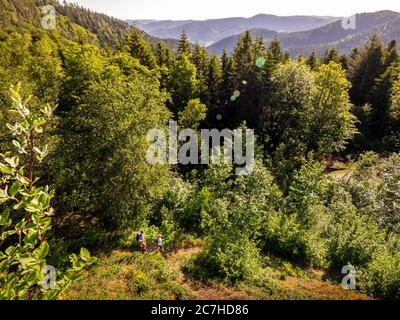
263,212,327,267
0,84,95,300
344,152,400,234
327,212,385,269
203,230,262,283
358,249,400,299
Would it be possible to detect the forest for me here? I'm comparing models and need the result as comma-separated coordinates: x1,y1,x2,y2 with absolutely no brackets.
0,0,400,300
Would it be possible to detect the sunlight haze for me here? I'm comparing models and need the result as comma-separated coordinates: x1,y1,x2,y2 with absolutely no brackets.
68,0,400,20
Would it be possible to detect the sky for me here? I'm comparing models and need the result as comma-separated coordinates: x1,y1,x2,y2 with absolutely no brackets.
68,0,400,20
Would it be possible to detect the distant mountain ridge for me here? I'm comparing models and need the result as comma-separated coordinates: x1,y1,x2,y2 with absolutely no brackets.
207,11,400,56
127,14,340,46
129,11,400,57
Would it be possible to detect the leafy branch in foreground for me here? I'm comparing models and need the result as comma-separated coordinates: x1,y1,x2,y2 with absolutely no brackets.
0,83,96,300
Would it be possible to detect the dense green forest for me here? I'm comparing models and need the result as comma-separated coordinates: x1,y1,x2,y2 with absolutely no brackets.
1,0,400,300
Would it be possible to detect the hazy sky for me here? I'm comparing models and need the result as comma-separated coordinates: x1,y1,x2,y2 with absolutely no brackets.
68,0,400,20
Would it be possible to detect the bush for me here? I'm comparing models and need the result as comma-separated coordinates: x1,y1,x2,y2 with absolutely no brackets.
127,253,189,300
196,224,262,283
262,159,331,267
327,212,385,269
358,250,400,299
263,212,327,267
344,152,400,234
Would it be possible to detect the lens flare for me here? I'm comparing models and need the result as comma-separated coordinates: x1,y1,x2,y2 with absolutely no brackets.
256,56,266,68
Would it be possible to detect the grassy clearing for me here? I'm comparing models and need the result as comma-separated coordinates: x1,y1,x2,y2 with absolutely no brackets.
63,246,371,300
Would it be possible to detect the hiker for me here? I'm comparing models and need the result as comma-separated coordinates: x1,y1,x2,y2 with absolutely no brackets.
154,234,164,253
136,230,146,252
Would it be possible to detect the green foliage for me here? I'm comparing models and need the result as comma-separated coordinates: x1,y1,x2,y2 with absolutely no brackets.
2,0,400,301
124,30,157,69
305,62,357,154
0,84,95,300
344,152,400,234
203,229,262,283
188,163,281,282
267,60,357,157
168,54,199,116
0,33,63,151
51,65,171,229
177,31,191,57
358,249,400,299
178,98,207,129
327,210,385,269
349,35,385,107
67,252,191,300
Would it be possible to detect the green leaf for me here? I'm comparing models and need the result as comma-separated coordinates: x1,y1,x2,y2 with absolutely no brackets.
5,246,16,256
23,234,38,246
79,247,91,262
15,219,26,230
0,164,13,175
36,241,49,260
9,181,21,196
0,207,11,226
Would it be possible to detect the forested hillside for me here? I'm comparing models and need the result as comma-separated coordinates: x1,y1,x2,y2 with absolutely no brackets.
207,11,400,55
128,14,339,45
1,0,400,300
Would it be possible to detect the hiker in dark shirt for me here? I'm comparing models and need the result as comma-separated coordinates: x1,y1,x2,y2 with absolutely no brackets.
136,230,146,252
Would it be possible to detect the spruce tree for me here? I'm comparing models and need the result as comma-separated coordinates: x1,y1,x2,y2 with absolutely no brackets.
385,40,399,68
370,62,400,138
124,30,157,69
322,48,340,64
349,35,385,107
233,30,253,79
178,31,191,57
192,42,210,100
306,50,319,70
206,54,223,127
155,41,174,68
266,37,283,67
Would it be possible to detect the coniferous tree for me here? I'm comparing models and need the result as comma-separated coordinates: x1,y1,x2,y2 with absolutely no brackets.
229,31,263,127
219,53,238,128
306,50,319,70
266,37,283,67
192,42,210,100
370,62,400,139
233,30,253,80
124,30,157,69
178,31,191,57
385,40,399,68
349,35,385,107
322,48,340,64
155,41,174,69
206,54,223,127
219,50,233,102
